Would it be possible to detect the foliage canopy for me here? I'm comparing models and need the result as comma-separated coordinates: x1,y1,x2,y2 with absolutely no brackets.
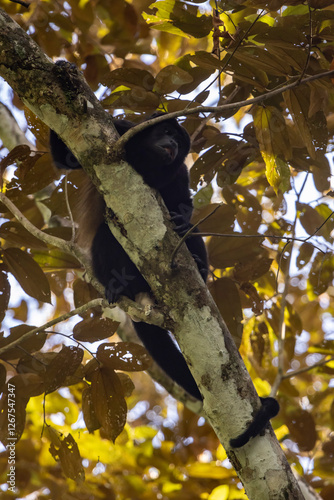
0,0,333,498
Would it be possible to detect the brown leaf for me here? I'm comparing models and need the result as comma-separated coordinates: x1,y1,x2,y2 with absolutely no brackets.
298,203,327,238
0,221,47,249
0,265,10,323
3,247,51,303
117,373,135,398
154,66,193,94
97,342,152,372
91,367,127,442
73,315,119,343
73,279,100,309
21,153,56,194
208,235,266,269
0,387,28,444
209,278,243,348
103,89,160,111
250,322,268,367
234,257,273,283
0,145,31,183
44,346,84,394
17,352,57,376
0,363,6,392
296,242,314,270
0,324,46,361
309,253,334,296
103,68,155,90
284,88,316,159
223,185,262,233
240,282,263,315
287,409,317,451
7,373,44,398
191,203,236,234
48,428,85,483
82,386,101,433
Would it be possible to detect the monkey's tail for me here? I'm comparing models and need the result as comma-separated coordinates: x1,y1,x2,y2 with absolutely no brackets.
230,397,280,448
133,322,202,400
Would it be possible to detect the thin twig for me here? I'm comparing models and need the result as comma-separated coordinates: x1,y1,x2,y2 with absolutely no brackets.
171,203,224,266
282,355,334,379
9,0,30,8
116,69,334,149
298,1,313,83
64,172,76,244
0,299,107,357
0,192,75,252
192,231,326,254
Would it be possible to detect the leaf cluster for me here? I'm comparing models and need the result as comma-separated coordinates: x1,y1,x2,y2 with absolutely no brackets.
0,0,334,498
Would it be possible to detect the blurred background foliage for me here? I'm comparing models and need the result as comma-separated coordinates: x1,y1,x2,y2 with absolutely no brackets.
0,0,334,498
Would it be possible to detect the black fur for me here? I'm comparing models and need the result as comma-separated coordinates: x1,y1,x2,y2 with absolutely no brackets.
49,102,278,446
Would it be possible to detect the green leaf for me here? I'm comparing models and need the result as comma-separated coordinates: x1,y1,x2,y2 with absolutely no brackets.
253,106,291,193
262,153,290,194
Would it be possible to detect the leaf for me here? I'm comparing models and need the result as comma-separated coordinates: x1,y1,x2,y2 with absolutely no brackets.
308,253,334,296
189,51,224,70
240,283,264,315
21,153,56,195
73,315,120,343
253,106,291,193
296,242,314,270
284,88,316,159
48,428,85,482
91,367,127,442
31,248,81,270
143,1,212,38
209,278,243,348
97,342,152,371
0,145,32,179
0,324,46,361
263,154,291,194
117,373,135,398
0,221,47,249
82,386,101,433
103,68,155,90
208,235,267,269
3,247,51,303
0,364,6,393
234,256,273,283
154,66,193,94
298,203,330,239
177,67,214,95
103,89,160,111
73,279,100,308
287,409,317,451
191,203,236,233
223,185,263,233
0,386,28,444
44,346,84,394
0,265,10,323
7,373,44,398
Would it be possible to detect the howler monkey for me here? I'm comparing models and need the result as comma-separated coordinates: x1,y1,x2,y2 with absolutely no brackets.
50,97,278,447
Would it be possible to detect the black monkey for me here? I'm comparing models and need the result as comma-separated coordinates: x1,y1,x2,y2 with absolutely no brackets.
50,115,208,401
50,103,278,447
